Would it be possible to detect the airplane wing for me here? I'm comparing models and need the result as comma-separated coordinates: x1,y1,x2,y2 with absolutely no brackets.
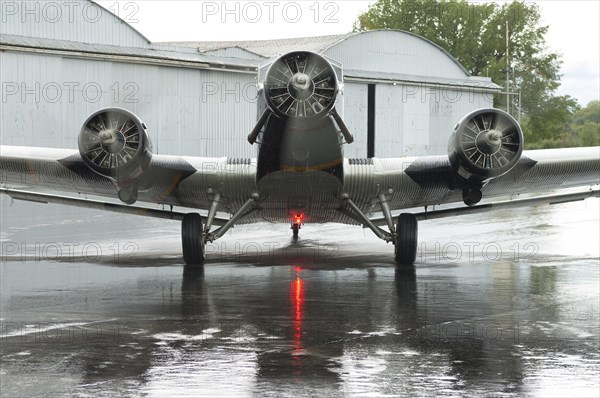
358,146,599,213
0,145,258,226
341,141,598,265
340,106,598,228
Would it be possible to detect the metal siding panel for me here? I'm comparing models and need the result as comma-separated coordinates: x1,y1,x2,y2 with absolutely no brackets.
375,84,404,158
342,82,368,159
1,50,257,158
385,84,493,156
196,70,256,158
400,89,431,157
178,71,203,157
428,88,454,156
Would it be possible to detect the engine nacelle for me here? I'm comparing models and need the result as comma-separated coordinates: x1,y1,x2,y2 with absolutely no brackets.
78,108,152,203
264,51,338,120
448,108,523,181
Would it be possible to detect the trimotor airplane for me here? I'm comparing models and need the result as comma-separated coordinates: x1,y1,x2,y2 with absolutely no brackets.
1,51,599,266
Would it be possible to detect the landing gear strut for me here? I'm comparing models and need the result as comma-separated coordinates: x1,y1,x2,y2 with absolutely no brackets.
291,213,303,239
340,193,419,267
181,193,259,265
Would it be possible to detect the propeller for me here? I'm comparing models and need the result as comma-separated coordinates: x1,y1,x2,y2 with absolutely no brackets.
449,108,523,180
78,108,152,182
264,51,338,120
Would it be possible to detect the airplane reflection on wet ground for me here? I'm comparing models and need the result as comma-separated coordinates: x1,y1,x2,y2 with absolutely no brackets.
0,199,599,397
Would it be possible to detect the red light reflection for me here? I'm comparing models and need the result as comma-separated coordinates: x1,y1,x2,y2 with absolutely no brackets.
290,271,305,374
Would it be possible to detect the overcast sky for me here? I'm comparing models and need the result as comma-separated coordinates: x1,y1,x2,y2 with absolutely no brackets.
96,1,599,106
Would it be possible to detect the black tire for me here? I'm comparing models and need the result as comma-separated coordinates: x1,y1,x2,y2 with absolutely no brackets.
462,188,482,207
395,213,418,266
182,213,205,265
292,224,299,238
117,185,138,205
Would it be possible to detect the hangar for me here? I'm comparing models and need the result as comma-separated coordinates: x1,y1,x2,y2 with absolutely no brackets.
1,0,499,159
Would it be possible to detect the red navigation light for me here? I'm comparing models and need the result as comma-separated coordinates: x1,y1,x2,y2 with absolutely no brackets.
292,213,304,225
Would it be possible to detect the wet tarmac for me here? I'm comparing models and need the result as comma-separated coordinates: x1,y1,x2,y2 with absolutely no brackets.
1,196,599,397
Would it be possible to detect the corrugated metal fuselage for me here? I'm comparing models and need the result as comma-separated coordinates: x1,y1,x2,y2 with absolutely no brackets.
255,115,345,223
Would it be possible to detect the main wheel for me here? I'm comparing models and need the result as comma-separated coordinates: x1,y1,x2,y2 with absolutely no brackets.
395,213,418,266
182,213,205,265
117,185,138,205
462,188,483,207
292,224,299,238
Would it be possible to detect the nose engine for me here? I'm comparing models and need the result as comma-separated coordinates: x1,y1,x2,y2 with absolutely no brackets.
264,51,339,120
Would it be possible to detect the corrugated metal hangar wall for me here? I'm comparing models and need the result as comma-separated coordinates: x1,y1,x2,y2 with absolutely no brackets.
1,0,499,159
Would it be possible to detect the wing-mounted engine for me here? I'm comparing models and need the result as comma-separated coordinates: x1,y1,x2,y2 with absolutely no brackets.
448,108,524,205
78,108,152,204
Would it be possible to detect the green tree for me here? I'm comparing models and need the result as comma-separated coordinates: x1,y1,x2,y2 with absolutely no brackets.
570,101,600,147
355,0,575,147
523,100,600,148
523,95,580,148
572,100,600,125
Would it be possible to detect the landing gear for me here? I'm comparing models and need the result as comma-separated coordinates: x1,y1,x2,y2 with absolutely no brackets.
182,213,205,265
292,223,300,238
462,187,483,207
394,213,418,266
181,193,259,265
340,194,418,267
118,185,138,205
290,213,304,239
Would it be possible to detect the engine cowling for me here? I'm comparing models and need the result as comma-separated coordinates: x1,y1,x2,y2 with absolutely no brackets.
448,108,523,181
78,108,152,186
264,51,338,120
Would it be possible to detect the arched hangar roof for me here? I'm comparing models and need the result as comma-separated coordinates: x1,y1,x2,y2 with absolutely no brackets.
167,30,474,81
0,0,150,48
323,30,471,79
